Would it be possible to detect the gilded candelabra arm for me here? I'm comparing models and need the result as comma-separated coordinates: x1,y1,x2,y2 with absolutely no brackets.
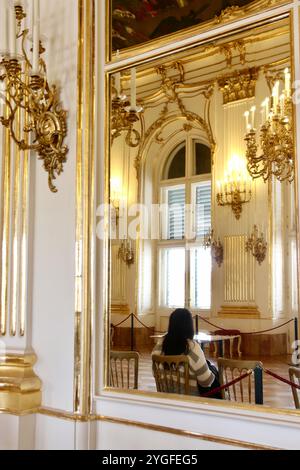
0,4,69,193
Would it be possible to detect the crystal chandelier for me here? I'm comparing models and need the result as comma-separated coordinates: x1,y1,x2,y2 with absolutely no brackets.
111,68,143,148
244,68,294,183
203,230,224,268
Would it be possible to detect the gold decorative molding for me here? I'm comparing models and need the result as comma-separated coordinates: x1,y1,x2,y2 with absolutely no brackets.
0,354,42,413
219,40,246,68
74,0,95,416
218,305,261,319
36,408,280,450
218,67,259,104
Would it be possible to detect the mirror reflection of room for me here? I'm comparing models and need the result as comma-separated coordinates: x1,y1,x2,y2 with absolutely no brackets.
108,18,299,410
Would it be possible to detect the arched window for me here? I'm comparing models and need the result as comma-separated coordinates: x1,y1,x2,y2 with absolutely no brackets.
159,138,212,311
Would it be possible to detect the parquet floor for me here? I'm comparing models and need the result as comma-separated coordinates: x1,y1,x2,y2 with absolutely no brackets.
136,352,297,409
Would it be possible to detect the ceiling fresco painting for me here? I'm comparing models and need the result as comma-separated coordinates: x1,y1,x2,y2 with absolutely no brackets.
112,0,258,51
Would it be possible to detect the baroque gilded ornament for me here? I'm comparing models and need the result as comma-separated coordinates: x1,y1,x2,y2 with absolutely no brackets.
0,3,68,193
218,68,258,104
245,225,267,265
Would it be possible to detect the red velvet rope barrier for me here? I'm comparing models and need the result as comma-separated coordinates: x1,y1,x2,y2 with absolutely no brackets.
111,314,132,328
263,368,300,391
196,315,294,336
201,370,253,397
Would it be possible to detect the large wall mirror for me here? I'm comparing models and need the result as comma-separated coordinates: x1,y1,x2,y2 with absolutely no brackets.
103,13,300,412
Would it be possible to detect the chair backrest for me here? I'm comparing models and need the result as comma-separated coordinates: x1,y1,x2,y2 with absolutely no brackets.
289,367,300,409
152,355,190,395
218,358,263,404
110,351,139,390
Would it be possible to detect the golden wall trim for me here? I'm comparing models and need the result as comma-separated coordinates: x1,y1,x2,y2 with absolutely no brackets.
0,354,42,413
36,408,279,450
74,0,96,416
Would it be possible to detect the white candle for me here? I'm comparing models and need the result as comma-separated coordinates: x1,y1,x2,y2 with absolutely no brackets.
32,0,40,73
261,108,265,126
265,97,270,117
284,68,291,97
1,2,8,54
9,2,16,56
131,67,136,109
280,93,285,117
244,111,249,132
250,106,256,129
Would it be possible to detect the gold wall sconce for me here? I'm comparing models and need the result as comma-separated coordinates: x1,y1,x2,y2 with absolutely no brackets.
244,69,294,183
204,230,224,268
110,178,122,229
118,239,135,267
111,68,143,148
245,225,267,265
216,155,252,220
0,1,68,193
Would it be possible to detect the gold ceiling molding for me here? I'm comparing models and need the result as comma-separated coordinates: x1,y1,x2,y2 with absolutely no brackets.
218,67,259,104
0,354,42,413
219,40,246,68
134,61,216,177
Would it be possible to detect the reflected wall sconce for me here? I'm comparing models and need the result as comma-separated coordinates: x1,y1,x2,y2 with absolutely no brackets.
216,155,252,220
244,69,294,183
0,1,68,193
245,225,267,265
111,68,144,148
118,239,135,267
110,178,122,229
204,230,224,268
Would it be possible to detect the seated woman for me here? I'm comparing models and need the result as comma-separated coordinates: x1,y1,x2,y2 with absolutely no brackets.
152,308,221,398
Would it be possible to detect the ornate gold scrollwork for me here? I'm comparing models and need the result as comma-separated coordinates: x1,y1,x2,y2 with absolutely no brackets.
0,6,68,193
218,67,259,104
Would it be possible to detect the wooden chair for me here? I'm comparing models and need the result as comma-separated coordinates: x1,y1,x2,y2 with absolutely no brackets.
152,355,190,395
218,358,263,404
289,367,300,409
110,351,139,390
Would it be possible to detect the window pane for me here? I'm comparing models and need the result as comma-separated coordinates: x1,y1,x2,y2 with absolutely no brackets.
168,187,185,240
161,248,185,308
167,145,186,179
194,143,211,176
195,181,211,239
190,247,211,310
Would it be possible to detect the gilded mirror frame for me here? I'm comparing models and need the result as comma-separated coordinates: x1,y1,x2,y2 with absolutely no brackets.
100,4,300,419
106,0,291,63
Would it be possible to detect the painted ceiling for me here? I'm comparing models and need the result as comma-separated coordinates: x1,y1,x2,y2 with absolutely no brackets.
112,0,257,51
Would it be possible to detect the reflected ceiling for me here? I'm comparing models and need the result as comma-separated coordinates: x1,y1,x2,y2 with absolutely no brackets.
112,0,257,51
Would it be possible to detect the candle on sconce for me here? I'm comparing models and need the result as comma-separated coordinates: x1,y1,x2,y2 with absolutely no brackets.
265,97,270,117
131,67,137,109
1,2,8,55
280,93,285,117
260,108,265,126
32,0,40,74
284,68,291,97
244,111,249,132
9,2,16,57
250,106,256,129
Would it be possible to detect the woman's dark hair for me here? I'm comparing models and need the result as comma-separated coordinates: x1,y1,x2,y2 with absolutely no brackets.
162,308,194,356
